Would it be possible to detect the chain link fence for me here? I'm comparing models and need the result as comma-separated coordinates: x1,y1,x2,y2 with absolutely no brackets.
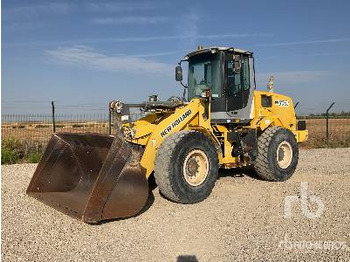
1,113,110,143
297,116,350,147
1,113,112,164
2,113,350,148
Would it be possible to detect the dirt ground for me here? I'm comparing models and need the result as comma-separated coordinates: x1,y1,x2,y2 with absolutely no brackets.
1,148,350,261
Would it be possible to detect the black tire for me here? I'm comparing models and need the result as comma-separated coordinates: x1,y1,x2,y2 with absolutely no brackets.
154,131,219,203
254,126,299,181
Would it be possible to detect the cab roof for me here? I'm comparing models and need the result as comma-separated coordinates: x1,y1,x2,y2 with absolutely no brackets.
184,46,253,59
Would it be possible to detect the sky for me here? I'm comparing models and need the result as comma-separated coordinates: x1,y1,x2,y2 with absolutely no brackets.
2,0,350,115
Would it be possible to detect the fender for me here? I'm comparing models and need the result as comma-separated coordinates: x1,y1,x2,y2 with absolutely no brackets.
140,98,211,177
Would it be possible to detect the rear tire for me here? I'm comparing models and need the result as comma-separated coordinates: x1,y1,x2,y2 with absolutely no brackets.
154,131,219,203
254,126,299,181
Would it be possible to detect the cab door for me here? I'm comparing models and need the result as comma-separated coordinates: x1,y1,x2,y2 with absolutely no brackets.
226,53,251,112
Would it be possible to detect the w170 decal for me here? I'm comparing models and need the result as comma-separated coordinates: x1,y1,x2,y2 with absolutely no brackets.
275,100,290,107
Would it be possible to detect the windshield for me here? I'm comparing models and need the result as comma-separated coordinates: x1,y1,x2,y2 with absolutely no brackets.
187,53,222,100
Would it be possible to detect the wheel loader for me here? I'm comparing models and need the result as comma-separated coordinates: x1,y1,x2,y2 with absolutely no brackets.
27,46,308,223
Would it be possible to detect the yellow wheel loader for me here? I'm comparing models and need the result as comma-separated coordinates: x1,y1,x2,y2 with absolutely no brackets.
27,46,308,223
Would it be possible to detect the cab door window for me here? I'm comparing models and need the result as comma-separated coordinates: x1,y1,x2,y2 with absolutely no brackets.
242,56,250,91
227,55,250,95
226,54,251,112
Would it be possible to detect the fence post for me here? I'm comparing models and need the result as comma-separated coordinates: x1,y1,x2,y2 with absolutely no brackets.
325,102,335,142
51,101,56,133
108,109,112,135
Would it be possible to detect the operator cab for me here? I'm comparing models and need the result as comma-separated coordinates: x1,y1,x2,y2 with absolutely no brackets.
176,46,256,124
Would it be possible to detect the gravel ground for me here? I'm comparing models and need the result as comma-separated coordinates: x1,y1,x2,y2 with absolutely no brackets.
2,148,350,262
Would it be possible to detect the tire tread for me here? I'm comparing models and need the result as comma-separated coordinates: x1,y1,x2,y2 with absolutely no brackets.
254,126,282,181
154,131,194,202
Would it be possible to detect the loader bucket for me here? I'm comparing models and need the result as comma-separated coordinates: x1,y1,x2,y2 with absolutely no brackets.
26,133,149,223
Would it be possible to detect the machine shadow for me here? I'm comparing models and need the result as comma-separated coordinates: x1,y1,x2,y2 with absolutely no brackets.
218,166,264,181
96,168,262,225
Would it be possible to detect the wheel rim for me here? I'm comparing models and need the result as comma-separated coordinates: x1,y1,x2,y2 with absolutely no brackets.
276,141,293,169
183,150,209,187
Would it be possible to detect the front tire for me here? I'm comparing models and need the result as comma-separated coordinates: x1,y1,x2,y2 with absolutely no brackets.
154,131,219,203
254,126,299,181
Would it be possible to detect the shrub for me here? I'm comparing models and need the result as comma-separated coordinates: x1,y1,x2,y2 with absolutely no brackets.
28,151,42,163
1,137,45,164
72,124,84,128
2,137,21,150
1,148,20,164
35,124,50,128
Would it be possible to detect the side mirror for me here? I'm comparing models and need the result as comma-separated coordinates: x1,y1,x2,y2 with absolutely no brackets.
234,55,241,73
175,65,183,81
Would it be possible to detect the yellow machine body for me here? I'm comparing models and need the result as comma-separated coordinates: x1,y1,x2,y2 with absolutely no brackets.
125,91,308,177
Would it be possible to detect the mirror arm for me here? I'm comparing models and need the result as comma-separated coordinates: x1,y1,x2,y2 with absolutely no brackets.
178,59,188,65
180,80,187,89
